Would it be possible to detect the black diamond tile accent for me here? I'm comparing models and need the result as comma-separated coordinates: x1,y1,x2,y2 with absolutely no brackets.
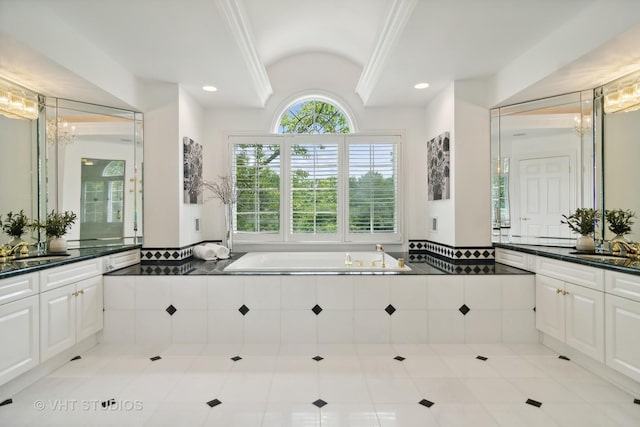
459,304,470,315
533,307,536,312
526,398,542,408
312,399,327,408
312,304,323,315
166,305,177,316
473,250,481,258
394,356,406,362
101,398,116,408
70,355,81,361
163,251,170,259
0,398,12,407
172,251,180,259
464,250,472,258
312,356,324,362
634,398,640,405
455,250,463,258
558,355,570,361
483,250,491,257
385,304,396,315
231,356,242,362
239,305,250,316
409,242,416,249
419,399,434,408
150,356,162,361
207,398,222,408
476,355,488,361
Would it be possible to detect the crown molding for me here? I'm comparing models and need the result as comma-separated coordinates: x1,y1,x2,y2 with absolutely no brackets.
355,0,417,106
218,0,273,107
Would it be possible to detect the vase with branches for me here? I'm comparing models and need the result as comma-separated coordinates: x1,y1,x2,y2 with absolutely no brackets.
199,175,237,252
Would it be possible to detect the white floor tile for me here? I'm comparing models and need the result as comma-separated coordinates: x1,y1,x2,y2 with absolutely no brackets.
2,342,636,427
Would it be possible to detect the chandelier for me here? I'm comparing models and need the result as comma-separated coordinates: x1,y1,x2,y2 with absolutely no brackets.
573,114,592,137
46,117,76,146
0,79,39,120
604,78,640,114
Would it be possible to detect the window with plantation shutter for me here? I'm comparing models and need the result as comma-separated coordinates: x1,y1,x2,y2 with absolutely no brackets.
290,142,339,235
347,138,398,237
229,134,401,244
232,142,281,234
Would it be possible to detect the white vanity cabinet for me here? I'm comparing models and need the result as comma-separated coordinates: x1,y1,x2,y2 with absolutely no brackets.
39,259,104,362
535,258,605,362
104,249,140,272
0,293,39,386
495,248,536,271
605,271,640,382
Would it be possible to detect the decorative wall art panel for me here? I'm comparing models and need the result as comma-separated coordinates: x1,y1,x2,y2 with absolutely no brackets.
427,131,450,201
183,136,203,204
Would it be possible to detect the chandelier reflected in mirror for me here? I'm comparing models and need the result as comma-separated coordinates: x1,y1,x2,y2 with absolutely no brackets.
46,117,76,146
573,114,592,137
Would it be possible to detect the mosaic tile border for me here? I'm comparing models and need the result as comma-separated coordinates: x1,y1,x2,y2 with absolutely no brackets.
140,240,222,264
408,253,496,274
409,239,494,264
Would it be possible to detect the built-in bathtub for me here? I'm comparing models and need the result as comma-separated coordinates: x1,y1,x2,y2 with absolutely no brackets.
223,251,411,272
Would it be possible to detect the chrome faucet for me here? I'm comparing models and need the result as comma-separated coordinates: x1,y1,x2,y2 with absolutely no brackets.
375,244,386,268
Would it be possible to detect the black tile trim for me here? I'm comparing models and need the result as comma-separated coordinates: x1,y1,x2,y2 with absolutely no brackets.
385,304,396,315
459,304,470,315
409,239,495,263
419,399,434,408
141,240,223,264
394,356,406,361
558,355,570,361
150,356,162,361
476,355,488,361
0,398,12,407
231,356,242,362
526,398,542,408
239,305,250,316
634,398,640,405
312,399,328,408
207,398,222,408
70,355,81,361
166,304,177,316
312,304,323,315
313,356,324,362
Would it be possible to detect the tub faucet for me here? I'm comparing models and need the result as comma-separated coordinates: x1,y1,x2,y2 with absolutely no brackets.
375,244,386,268
345,252,352,267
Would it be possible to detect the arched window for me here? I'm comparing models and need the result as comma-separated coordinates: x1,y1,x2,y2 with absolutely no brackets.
277,99,351,134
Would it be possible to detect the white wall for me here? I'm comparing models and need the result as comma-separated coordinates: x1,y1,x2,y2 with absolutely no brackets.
141,83,180,247
424,84,455,246
202,53,428,249
454,80,491,247
178,87,205,247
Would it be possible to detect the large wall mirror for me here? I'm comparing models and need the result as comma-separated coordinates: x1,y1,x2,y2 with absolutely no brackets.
491,90,595,245
598,69,640,243
0,77,43,244
45,98,143,247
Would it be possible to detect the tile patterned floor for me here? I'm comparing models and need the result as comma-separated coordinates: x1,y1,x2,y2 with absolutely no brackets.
1,343,639,426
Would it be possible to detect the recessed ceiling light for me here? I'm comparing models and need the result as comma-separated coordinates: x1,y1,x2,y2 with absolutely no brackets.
414,82,430,89
202,85,217,92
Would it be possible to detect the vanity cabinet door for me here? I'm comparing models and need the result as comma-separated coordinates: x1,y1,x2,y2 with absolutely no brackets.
535,275,565,342
0,295,39,386
40,284,76,362
606,294,640,382
564,282,604,362
76,276,103,342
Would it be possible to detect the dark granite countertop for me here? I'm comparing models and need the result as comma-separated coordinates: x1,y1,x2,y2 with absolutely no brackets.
0,244,142,280
108,252,531,276
494,243,640,276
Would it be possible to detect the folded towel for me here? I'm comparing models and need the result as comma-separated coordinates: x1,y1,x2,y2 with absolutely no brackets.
193,245,217,261
205,243,230,259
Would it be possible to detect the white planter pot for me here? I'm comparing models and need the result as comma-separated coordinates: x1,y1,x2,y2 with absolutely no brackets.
48,237,68,254
576,235,595,252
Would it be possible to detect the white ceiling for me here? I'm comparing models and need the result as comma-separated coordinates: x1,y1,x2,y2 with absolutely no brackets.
1,0,639,111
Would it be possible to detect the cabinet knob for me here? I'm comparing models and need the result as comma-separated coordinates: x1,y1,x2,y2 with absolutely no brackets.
71,291,78,297
556,288,563,294
78,289,84,295
562,290,570,296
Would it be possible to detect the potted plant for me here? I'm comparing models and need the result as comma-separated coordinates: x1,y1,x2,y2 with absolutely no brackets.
1,210,34,245
605,209,635,240
39,210,77,253
561,208,599,251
